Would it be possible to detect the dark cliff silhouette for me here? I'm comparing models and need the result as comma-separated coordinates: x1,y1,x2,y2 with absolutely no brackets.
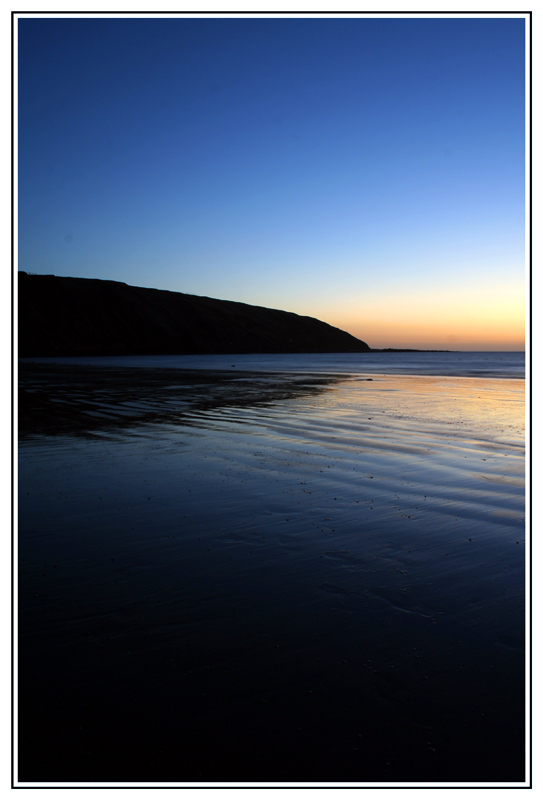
18,272,370,357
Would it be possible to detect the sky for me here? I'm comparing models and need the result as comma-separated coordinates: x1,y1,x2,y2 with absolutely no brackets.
16,14,527,350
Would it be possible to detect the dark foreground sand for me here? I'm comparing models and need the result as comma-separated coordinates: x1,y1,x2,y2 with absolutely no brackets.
17,365,525,785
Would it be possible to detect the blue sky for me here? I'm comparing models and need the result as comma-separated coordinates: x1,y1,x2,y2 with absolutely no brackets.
17,15,526,348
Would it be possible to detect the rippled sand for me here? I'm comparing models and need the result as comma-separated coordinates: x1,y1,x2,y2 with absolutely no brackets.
18,367,525,785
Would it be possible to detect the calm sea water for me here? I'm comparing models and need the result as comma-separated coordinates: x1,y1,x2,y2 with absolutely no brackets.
19,350,525,379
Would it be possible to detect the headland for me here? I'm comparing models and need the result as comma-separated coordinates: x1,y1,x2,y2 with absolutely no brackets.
18,272,370,357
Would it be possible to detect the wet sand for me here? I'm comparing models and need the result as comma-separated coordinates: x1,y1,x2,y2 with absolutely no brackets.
17,365,525,785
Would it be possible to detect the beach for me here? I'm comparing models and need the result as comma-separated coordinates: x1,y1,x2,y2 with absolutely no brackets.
17,357,525,784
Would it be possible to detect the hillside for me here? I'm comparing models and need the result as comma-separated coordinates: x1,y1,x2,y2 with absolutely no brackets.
18,272,370,357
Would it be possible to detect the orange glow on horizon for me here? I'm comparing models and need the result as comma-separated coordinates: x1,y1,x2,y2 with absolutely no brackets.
314,281,525,351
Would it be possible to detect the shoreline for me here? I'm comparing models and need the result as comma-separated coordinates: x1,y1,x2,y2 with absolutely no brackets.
17,350,525,382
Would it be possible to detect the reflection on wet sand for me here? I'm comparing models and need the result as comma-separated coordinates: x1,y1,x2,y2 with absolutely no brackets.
18,364,525,784
18,363,345,438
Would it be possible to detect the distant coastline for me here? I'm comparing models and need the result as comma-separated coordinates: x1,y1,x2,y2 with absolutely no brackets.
366,348,452,353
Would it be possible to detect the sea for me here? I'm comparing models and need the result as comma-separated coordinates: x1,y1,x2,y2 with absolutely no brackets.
19,349,525,378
